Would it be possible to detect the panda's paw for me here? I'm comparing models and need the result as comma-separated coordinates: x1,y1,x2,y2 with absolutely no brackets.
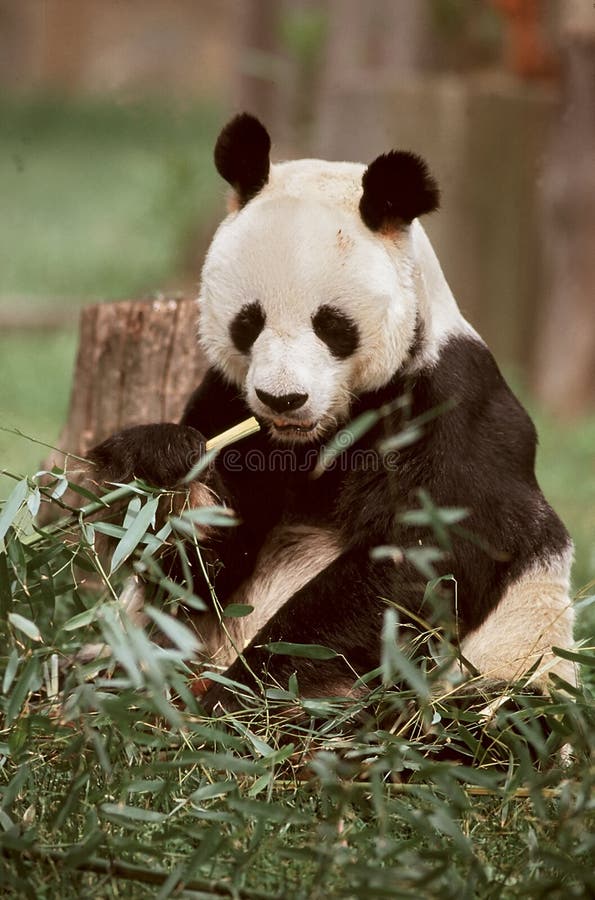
87,423,208,489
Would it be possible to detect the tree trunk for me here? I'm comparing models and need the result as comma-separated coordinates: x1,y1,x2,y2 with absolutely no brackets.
533,17,595,417
43,296,208,476
314,0,428,159
233,0,281,129
41,0,89,91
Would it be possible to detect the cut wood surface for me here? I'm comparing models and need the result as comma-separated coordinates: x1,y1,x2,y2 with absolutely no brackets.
40,297,208,513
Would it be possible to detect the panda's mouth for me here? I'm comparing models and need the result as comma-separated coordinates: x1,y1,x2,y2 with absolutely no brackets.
270,417,318,438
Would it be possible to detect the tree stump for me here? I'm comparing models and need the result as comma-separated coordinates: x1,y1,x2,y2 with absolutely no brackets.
40,297,208,519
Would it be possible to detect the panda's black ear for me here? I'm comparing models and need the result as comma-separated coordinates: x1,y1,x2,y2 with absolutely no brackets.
214,113,271,206
359,151,440,231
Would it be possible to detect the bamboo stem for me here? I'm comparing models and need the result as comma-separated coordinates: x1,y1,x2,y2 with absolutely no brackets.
271,779,572,799
205,416,260,452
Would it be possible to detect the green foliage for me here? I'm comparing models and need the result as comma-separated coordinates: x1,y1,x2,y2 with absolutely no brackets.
532,410,595,617
0,472,593,898
0,330,78,498
280,7,328,67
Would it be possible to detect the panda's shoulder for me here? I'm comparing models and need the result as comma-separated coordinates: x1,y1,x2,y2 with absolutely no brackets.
414,335,537,458
411,334,569,552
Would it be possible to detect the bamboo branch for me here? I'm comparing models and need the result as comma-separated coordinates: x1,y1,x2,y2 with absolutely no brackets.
271,779,574,799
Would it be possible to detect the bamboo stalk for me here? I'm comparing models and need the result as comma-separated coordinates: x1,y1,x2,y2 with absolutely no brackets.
205,416,260,452
271,779,571,799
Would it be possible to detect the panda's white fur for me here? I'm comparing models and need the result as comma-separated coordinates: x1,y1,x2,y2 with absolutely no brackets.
203,525,343,669
460,548,575,686
200,161,475,443
203,548,576,689
88,115,576,705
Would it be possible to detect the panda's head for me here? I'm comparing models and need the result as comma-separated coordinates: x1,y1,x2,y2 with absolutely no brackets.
199,114,440,444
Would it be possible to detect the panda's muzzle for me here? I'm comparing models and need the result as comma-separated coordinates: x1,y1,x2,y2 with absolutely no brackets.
254,389,318,438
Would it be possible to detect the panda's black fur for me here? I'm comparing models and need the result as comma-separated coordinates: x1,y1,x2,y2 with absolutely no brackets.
88,115,574,712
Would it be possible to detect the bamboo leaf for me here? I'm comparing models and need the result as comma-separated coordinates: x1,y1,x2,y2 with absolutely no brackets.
146,606,202,656
222,603,254,618
552,645,595,667
92,522,127,539
5,657,40,724
50,475,69,500
109,497,159,573
198,671,258,699
126,779,166,794
62,607,98,632
100,803,167,823
26,488,41,518
192,752,264,775
8,613,42,643
381,608,430,700
266,641,338,660
171,505,237,533
2,649,20,694
0,764,30,813
189,781,237,804
247,772,272,797
314,410,380,476
123,495,142,528
0,479,28,544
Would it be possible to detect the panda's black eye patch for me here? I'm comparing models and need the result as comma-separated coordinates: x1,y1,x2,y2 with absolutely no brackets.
312,305,360,359
230,301,266,353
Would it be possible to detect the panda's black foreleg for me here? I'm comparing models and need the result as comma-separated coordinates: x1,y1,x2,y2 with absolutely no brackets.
85,422,234,602
200,548,419,714
87,422,210,489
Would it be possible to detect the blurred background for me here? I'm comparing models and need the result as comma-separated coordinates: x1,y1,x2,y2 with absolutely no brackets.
0,0,593,594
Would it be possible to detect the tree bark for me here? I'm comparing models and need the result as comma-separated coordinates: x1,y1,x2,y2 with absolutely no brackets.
43,296,208,471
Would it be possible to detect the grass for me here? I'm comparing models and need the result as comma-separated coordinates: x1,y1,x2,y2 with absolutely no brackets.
532,409,595,614
0,330,78,491
0,477,593,898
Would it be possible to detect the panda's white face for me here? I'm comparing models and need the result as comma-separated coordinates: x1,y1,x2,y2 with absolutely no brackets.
199,190,418,443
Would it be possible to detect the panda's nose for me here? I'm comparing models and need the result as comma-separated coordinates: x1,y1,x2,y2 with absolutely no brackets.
255,389,308,414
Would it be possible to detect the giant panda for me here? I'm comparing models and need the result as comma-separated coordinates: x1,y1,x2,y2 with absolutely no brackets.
88,113,576,713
